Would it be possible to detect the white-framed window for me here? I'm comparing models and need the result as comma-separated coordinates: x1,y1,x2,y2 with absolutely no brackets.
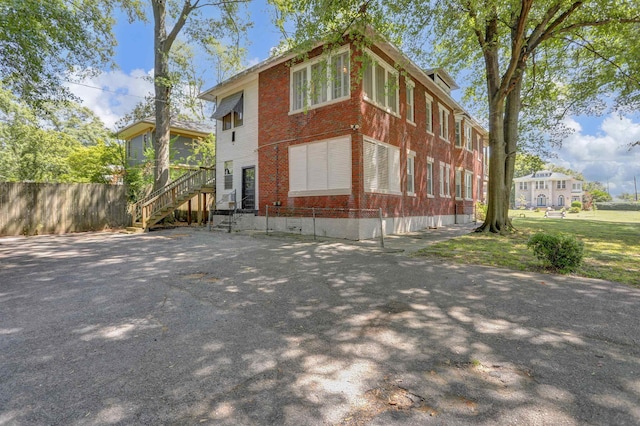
465,125,472,151
455,168,463,198
290,47,350,112
536,180,547,190
426,157,434,197
406,151,416,195
218,93,243,130
519,182,528,190
557,180,566,189
455,119,462,147
224,160,233,190
465,170,473,200
572,182,582,190
425,94,433,134
364,138,400,194
406,80,415,123
439,162,451,197
362,49,399,115
439,105,450,141
288,136,352,196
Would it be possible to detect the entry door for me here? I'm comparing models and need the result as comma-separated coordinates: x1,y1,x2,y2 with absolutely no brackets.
242,167,255,210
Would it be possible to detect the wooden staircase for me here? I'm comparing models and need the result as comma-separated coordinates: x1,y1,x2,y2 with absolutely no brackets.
129,167,215,231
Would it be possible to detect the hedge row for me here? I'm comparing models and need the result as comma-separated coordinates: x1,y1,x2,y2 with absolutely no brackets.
595,202,640,211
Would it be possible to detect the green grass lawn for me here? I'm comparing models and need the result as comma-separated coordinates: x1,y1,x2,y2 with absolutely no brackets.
414,210,640,287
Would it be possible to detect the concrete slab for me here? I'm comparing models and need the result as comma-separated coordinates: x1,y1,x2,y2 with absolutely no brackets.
1,227,638,425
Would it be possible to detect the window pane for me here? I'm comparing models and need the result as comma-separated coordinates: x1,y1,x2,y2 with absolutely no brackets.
406,85,414,122
292,68,307,110
388,73,397,113
364,141,377,190
426,101,432,132
378,144,389,190
310,61,327,105
375,64,386,107
223,113,232,131
427,163,433,195
363,59,373,99
332,52,349,99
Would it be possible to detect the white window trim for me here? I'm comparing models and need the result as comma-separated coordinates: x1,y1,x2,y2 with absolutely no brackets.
454,118,462,147
362,48,400,117
289,45,351,114
439,161,451,198
425,94,434,135
406,150,416,196
455,167,463,200
464,169,474,201
439,104,450,143
464,124,473,151
426,156,435,198
364,137,401,195
406,79,415,124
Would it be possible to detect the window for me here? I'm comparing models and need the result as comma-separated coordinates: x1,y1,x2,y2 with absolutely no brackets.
455,119,462,147
572,182,582,190
465,125,472,151
425,94,433,133
439,162,450,197
558,195,565,206
224,160,233,190
289,137,351,196
455,169,462,198
557,180,566,189
362,50,399,114
439,105,450,141
465,171,473,199
290,48,350,112
216,93,243,131
406,152,415,195
536,180,547,190
406,81,415,123
537,194,547,206
364,138,400,194
519,182,528,190
426,158,434,196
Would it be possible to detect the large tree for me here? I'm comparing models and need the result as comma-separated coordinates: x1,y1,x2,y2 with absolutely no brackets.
0,0,142,105
149,0,249,191
271,0,640,232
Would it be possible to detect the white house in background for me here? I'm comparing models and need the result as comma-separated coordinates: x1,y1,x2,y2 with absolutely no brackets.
513,170,584,209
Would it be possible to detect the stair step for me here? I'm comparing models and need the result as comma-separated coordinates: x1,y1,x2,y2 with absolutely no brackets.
125,226,145,234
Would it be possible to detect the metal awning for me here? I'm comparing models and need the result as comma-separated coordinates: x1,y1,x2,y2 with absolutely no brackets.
211,92,243,120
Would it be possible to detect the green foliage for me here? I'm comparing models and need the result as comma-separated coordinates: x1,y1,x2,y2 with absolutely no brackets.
618,192,637,202
475,201,487,221
527,232,584,273
571,201,582,209
568,207,580,213
595,202,640,211
588,189,612,203
514,153,545,178
65,140,124,183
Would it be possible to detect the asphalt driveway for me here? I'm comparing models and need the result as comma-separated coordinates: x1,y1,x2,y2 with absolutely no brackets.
1,227,639,425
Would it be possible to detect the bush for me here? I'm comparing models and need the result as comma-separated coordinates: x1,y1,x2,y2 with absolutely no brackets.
527,232,584,272
568,207,580,213
476,202,487,221
571,201,582,209
595,202,640,211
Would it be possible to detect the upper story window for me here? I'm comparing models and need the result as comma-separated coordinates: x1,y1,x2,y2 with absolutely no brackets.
213,92,244,131
464,125,472,151
425,94,433,133
557,180,566,189
455,119,462,147
572,182,582,190
406,80,415,123
519,182,528,190
535,180,547,190
291,47,350,112
362,49,399,115
439,105,450,142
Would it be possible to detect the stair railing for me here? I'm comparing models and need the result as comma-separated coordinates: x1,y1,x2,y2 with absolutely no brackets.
130,167,215,228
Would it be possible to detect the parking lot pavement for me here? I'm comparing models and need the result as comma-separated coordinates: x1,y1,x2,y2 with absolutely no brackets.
1,227,639,425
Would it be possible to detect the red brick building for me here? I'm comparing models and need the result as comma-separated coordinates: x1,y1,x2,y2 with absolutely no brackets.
200,35,488,239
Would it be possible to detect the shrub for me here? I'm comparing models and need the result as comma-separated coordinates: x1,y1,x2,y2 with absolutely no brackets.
475,202,487,221
527,232,584,272
568,207,580,213
571,201,582,209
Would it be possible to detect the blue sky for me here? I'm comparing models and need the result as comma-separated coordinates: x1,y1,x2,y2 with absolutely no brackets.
65,1,640,196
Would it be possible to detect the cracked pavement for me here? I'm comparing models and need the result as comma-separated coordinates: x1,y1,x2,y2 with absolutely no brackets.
1,227,639,425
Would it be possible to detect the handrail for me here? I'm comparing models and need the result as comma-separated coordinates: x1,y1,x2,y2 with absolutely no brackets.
131,167,215,227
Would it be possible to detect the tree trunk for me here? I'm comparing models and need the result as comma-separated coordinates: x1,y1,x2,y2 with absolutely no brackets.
152,1,171,191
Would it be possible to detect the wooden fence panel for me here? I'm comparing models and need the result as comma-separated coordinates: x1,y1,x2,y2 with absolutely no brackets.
0,183,131,236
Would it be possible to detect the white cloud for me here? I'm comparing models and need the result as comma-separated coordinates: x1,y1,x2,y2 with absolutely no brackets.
64,69,154,130
555,114,640,195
